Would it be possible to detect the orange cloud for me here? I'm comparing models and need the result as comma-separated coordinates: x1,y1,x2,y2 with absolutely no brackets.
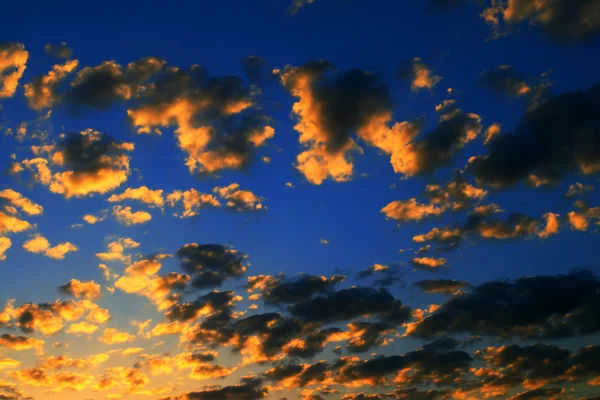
0,237,11,261
112,205,152,226
95,237,140,264
99,328,136,345
24,59,79,110
58,279,102,300
22,234,78,259
15,129,134,198
411,257,447,269
66,321,99,334
0,189,44,216
127,65,274,175
108,186,165,208
0,334,44,353
167,189,220,218
213,183,265,211
381,198,444,224
0,43,28,98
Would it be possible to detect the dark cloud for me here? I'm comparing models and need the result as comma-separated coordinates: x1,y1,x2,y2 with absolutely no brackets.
243,56,270,82
477,343,600,393
342,388,453,400
469,82,600,187
508,388,564,400
44,42,72,59
355,264,404,286
66,58,165,109
58,130,129,173
128,64,274,175
289,287,412,324
414,279,470,295
165,290,239,322
176,244,247,289
282,60,392,154
161,379,267,400
265,343,472,388
479,65,531,97
409,269,600,339
248,274,345,305
411,104,482,174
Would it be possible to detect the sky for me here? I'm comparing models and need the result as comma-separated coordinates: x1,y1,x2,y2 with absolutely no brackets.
0,0,600,399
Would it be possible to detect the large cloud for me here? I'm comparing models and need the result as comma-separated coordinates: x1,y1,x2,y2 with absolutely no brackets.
127,64,274,175
280,61,480,184
409,269,600,339
469,82,600,188
14,129,134,198
65,57,165,109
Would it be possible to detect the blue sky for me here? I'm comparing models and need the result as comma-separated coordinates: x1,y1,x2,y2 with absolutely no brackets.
0,1,600,399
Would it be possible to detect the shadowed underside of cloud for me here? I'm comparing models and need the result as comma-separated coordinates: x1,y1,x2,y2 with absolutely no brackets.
12,129,134,198
468,82,600,187
409,269,600,339
127,64,274,175
280,61,481,184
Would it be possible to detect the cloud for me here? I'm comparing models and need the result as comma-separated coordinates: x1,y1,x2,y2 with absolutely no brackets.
469,82,600,187
0,334,44,352
66,321,99,334
264,343,472,388
114,255,188,311
414,279,470,295
566,182,594,197
411,256,447,270
0,237,11,261
213,183,265,211
99,328,136,344
82,211,107,224
95,237,140,264
409,269,600,339
481,0,600,42
11,368,94,392
0,43,28,98
44,42,73,59
176,243,248,289
167,189,220,218
0,189,44,216
112,205,152,226
2,299,97,336
289,287,412,325
279,61,390,184
57,279,102,300
0,212,32,235
24,59,79,110
289,0,316,15
163,378,267,400
66,57,165,109
108,186,165,208
567,201,600,232
14,129,134,198
479,65,531,97
127,64,274,175
381,198,445,225
397,58,442,91
22,234,78,259
247,274,345,305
